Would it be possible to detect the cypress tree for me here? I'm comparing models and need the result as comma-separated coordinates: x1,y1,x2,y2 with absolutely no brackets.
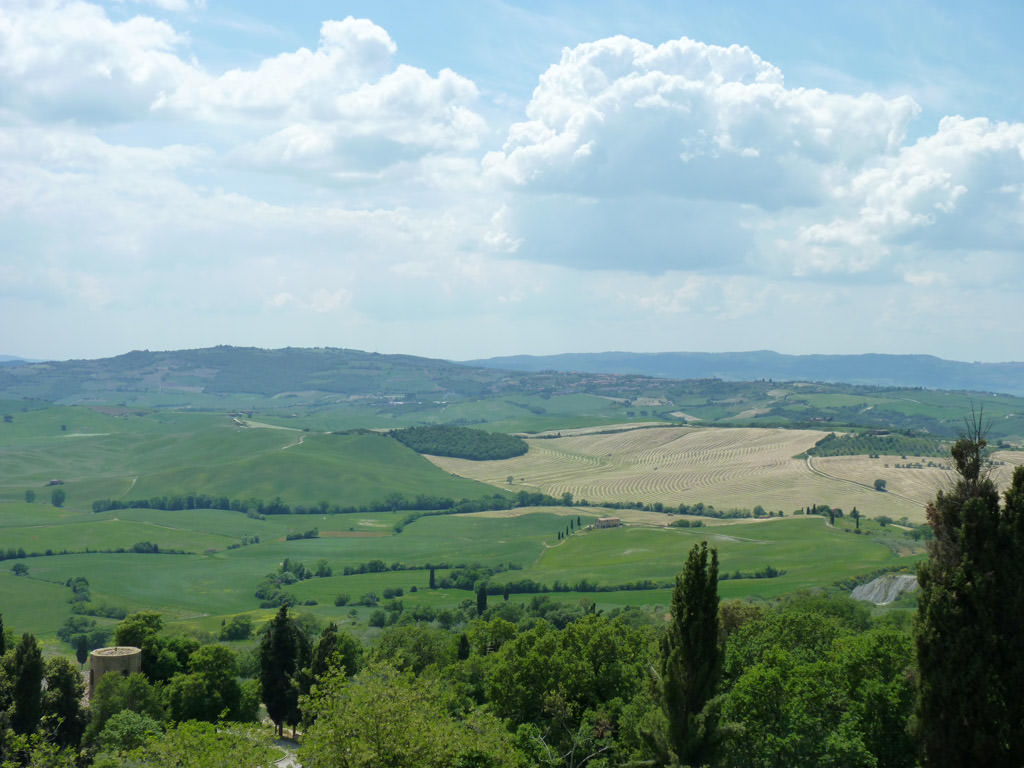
308,623,340,684
915,421,1024,766
75,635,89,669
660,541,720,767
457,633,470,661
258,606,309,738
429,567,436,589
9,633,44,735
476,583,488,616
0,614,6,656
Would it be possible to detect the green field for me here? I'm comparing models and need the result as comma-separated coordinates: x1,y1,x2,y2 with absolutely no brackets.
511,517,904,596
0,505,920,648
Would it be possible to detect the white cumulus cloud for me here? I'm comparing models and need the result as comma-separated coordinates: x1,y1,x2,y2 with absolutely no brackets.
0,0,193,123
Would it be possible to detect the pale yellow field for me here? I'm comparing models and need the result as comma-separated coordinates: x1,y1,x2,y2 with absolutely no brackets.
811,456,953,510
428,426,942,523
814,452,1024,513
428,426,1024,524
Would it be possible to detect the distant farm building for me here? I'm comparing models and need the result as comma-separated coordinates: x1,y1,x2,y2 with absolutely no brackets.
88,646,142,698
594,517,622,529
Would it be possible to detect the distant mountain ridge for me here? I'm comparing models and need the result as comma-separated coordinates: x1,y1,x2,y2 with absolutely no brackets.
465,351,1024,396
3,346,1023,406
0,346,518,403
3,346,1024,439
0,355,35,367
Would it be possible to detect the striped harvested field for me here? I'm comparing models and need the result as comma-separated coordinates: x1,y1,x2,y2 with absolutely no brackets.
814,451,1023,514
426,426,1024,523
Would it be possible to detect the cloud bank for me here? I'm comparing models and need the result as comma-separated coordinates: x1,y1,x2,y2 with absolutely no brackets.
2,1,1023,361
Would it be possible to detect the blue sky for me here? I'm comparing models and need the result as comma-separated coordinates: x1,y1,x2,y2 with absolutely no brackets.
3,0,1024,362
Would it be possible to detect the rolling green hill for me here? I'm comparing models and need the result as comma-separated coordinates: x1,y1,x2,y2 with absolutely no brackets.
0,407,506,510
1,345,1022,438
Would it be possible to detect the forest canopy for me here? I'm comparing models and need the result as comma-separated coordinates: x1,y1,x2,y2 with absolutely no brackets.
390,425,528,460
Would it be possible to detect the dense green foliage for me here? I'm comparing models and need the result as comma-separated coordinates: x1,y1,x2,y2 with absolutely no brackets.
718,606,916,767
92,721,276,767
391,424,528,460
915,429,1024,766
301,662,523,768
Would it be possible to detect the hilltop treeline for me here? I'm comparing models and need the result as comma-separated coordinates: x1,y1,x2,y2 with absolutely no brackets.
806,431,946,457
390,425,528,460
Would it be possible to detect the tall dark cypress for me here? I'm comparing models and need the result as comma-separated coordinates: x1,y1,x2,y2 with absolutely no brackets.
476,582,488,616
9,633,44,735
258,606,309,738
661,541,720,767
915,424,1024,767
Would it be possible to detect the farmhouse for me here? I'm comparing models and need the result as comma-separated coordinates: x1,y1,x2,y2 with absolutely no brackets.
595,517,622,529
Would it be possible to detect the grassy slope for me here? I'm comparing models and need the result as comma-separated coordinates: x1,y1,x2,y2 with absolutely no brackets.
0,408,506,509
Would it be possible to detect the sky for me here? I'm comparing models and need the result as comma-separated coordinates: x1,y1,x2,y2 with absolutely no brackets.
3,1,1024,363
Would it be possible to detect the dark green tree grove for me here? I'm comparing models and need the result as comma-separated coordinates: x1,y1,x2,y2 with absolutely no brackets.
113,611,185,683
915,425,1024,767
165,644,245,723
308,622,362,687
718,606,915,768
39,657,86,748
84,672,163,746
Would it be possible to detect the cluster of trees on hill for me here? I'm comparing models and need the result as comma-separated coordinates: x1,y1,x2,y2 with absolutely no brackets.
806,431,947,457
390,424,529,460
